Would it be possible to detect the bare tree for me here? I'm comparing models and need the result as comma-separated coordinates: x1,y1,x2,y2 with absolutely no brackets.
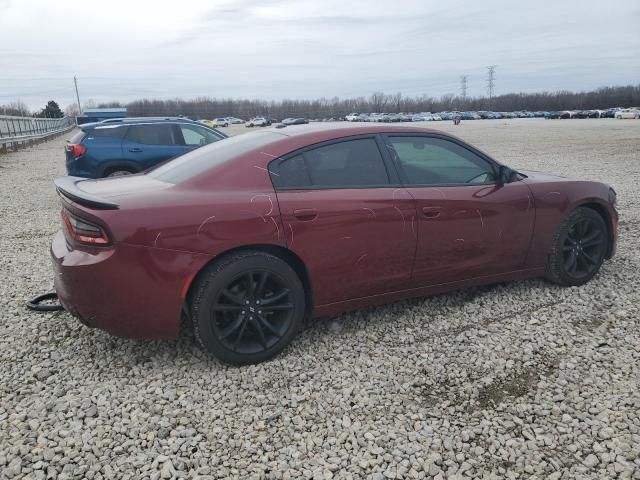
117,84,639,119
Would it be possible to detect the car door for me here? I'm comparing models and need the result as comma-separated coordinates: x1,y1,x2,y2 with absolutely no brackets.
121,124,184,169
270,136,417,306
383,134,535,286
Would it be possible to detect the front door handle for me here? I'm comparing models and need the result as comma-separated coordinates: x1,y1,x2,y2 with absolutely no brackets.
421,206,442,218
293,208,318,221
129,147,143,153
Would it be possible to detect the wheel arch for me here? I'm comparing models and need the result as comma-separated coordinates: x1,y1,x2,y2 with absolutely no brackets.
185,244,313,317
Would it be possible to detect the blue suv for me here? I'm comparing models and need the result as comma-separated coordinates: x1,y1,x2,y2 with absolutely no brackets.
65,118,227,178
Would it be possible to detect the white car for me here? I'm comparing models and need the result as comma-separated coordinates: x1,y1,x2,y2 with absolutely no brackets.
615,108,639,119
227,117,244,124
345,113,361,122
246,117,267,127
214,118,229,127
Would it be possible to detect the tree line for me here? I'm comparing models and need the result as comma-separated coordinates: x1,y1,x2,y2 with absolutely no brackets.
2,84,639,120
121,84,640,119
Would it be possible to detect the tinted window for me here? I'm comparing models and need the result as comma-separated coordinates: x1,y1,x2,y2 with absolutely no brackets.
180,124,222,146
389,136,495,185
85,126,125,139
125,124,178,146
280,138,388,188
149,131,285,184
272,155,311,188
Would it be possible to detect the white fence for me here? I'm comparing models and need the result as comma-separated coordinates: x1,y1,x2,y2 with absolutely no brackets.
0,115,75,152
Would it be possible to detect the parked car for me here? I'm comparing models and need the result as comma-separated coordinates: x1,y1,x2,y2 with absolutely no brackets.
345,113,363,122
246,117,269,127
64,119,227,178
198,119,219,128
600,109,617,118
281,118,309,125
615,108,639,119
214,118,229,127
52,124,618,365
227,117,244,124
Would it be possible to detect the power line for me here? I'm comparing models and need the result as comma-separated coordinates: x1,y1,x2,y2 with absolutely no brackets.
460,75,468,99
74,76,82,114
486,65,496,108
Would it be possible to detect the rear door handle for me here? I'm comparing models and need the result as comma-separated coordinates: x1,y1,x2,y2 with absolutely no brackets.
293,208,318,221
421,206,442,218
129,147,143,153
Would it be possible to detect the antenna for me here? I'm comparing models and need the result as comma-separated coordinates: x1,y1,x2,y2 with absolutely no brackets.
486,66,496,108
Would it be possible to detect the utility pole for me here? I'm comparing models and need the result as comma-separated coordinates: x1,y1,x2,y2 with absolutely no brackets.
486,65,496,109
460,75,468,100
73,76,82,116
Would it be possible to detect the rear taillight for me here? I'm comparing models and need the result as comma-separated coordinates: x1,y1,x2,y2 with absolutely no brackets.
61,210,110,245
66,143,86,158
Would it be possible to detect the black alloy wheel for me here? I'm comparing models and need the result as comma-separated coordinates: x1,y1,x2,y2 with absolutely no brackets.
561,217,606,279
546,207,608,286
191,251,306,365
211,270,294,354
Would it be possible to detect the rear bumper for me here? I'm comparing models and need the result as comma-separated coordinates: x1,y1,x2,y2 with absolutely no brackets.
51,231,209,339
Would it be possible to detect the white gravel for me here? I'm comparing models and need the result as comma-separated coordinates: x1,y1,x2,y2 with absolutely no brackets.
1,118,639,479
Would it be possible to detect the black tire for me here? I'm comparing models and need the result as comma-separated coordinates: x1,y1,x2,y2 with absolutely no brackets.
190,251,306,365
545,207,608,286
105,168,135,178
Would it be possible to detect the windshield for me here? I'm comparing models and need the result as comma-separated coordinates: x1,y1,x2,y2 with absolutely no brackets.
148,131,285,184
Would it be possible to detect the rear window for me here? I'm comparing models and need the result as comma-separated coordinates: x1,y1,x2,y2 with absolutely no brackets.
148,131,285,184
84,126,126,140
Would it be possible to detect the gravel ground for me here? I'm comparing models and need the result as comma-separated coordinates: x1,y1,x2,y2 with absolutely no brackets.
1,118,639,479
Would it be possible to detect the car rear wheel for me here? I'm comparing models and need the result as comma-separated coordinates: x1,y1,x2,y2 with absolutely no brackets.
106,169,134,177
545,207,608,286
190,251,306,365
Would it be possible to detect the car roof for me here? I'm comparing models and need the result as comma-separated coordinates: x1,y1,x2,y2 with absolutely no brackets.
250,124,460,155
261,123,442,138
81,118,201,130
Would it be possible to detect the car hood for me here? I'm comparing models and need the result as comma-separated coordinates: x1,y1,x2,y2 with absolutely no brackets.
519,170,568,182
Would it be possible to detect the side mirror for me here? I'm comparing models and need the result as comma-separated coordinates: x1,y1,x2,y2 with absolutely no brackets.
497,166,513,186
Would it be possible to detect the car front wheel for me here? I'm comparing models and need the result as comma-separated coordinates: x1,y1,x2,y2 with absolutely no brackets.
545,207,608,286
190,251,306,365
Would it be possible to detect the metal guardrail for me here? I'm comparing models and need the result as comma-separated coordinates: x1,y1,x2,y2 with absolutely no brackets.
0,115,75,152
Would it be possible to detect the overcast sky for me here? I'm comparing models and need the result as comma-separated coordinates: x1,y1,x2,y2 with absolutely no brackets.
1,0,638,110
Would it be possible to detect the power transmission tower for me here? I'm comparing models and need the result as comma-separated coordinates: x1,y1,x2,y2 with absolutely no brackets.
460,75,468,100
73,76,82,116
486,65,496,109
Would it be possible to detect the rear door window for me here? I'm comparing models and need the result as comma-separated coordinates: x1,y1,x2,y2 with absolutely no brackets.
124,124,179,145
271,138,389,189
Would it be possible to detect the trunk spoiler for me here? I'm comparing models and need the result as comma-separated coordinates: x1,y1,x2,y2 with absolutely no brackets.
54,176,120,210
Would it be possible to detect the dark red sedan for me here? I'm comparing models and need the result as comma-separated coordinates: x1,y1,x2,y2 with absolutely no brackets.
52,124,618,364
